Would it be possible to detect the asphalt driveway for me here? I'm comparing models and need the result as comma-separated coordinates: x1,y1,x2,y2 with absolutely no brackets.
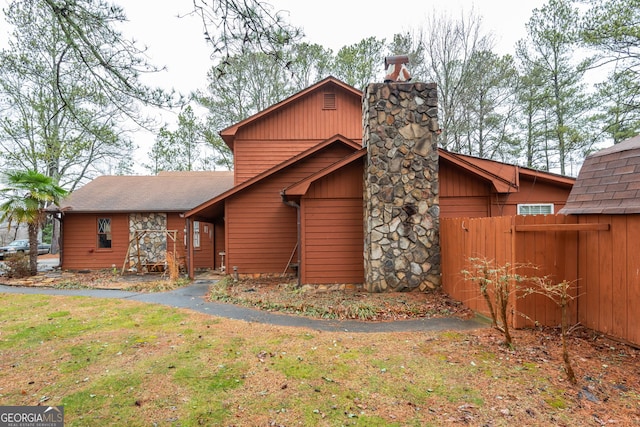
0,277,487,333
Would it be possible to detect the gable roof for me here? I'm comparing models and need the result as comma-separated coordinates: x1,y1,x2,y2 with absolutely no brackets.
283,149,367,197
54,171,234,213
186,135,361,218
219,76,362,151
560,135,640,214
439,149,575,192
278,147,575,199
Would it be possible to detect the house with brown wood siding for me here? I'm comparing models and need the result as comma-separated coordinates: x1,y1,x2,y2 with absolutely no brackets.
52,171,233,272
185,76,575,285
52,76,574,286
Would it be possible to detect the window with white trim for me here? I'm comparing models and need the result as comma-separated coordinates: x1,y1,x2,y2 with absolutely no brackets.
517,203,554,215
193,221,201,248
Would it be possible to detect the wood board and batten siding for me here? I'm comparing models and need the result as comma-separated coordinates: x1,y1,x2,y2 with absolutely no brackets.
213,222,225,271
494,175,573,217
439,160,573,219
166,214,187,266
232,84,363,185
166,215,217,271
61,213,129,269
577,214,640,346
224,144,358,276
301,161,364,285
439,160,491,218
225,184,297,275
62,213,216,271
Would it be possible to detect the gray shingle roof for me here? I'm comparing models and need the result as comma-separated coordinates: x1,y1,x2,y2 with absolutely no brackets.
56,171,234,213
559,135,640,214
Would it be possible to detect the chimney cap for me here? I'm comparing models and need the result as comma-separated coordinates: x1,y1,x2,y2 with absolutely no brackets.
384,55,411,83
385,55,409,67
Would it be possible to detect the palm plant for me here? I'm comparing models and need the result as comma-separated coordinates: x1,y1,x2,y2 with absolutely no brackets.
0,170,67,275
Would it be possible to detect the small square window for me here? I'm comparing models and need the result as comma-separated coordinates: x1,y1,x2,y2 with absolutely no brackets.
517,203,554,215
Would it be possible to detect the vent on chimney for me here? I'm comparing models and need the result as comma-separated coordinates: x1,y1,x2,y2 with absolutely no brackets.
384,55,411,83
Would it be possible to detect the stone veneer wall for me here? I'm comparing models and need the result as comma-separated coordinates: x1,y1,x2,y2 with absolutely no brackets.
128,213,167,266
362,82,441,292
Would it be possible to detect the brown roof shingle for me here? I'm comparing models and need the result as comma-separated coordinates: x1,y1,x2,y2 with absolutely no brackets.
56,171,234,213
559,135,640,214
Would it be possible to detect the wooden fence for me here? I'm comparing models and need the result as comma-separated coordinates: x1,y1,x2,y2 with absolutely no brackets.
441,214,640,346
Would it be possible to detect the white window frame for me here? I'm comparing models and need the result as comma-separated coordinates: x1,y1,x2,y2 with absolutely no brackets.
517,203,554,215
193,220,201,249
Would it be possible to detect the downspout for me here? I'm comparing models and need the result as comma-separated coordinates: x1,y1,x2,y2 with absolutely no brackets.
281,191,301,288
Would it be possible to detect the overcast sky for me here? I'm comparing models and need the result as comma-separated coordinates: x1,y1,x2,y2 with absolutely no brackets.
122,0,547,95
0,0,547,172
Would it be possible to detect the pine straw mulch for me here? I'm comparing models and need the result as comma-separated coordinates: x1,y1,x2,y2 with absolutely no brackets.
0,268,190,292
206,277,640,425
207,275,475,321
1,270,640,424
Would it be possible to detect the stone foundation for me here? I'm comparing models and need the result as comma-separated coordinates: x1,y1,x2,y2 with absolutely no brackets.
362,82,441,292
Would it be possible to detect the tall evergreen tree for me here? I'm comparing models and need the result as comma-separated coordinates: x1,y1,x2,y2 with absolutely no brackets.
0,0,163,189
593,69,640,143
513,56,552,170
284,43,334,92
459,50,520,160
579,0,640,142
194,51,296,169
333,37,386,91
517,0,593,175
144,106,227,173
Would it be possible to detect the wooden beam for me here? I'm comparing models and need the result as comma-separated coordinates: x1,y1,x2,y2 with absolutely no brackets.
515,223,610,232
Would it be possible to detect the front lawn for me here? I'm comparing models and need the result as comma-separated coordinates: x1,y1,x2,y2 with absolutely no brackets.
0,293,638,426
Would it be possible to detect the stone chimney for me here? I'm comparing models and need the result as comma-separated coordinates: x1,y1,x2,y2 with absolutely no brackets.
362,58,440,292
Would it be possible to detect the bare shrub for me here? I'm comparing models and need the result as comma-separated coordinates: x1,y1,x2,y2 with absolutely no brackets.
2,253,31,278
523,277,579,384
462,257,531,348
166,252,180,282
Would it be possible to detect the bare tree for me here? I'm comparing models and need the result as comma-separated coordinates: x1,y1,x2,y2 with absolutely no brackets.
418,8,495,153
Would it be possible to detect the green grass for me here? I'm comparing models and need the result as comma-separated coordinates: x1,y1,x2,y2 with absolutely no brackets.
0,293,637,426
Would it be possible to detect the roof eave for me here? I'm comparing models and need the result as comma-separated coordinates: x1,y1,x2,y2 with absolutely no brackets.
438,149,518,193
284,149,366,196
187,134,360,218
518,167,576,187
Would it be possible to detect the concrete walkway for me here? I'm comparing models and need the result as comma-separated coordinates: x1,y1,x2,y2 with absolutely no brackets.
0,278,487,333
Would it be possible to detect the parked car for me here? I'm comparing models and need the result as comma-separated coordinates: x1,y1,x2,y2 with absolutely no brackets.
0,239,51,259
